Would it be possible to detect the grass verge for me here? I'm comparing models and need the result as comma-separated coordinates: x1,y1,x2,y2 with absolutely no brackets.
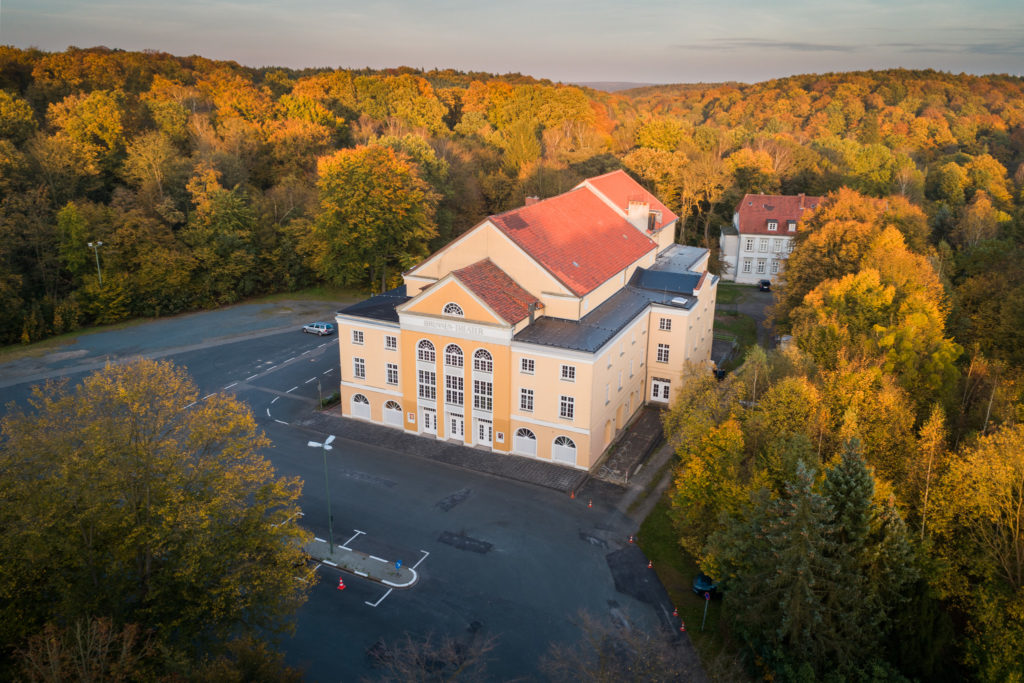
714,281,745,305
638,492,750,682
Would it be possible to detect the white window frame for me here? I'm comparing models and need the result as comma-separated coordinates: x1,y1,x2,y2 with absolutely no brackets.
444,344,464,368
417,339,435,362
473,379,493,412
385,335,397,351
787,220,797,232
770,260,780,274
759,238,769,252
756,260,766,274
656,344,670,364
417,370,436,400
352,329,364,345
767,220,778,231
353,357,366,379
445,374,464,406
744,238,754,252
520,388,534,412
659,317,671,331
386,362,399,385
473,349,493,373
560,364,576,382
520,358,534,374
742,259,752,274
559,395,574,420
443,302,464,317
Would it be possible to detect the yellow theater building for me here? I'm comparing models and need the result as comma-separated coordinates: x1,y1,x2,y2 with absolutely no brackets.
334,170,718,471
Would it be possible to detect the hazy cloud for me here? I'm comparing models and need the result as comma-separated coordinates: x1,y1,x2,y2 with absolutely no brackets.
676,38,858,53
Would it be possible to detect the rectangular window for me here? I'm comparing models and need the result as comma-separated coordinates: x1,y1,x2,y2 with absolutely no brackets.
417,370,436,400
745,238,754,252
772,239,782,252
618,371,623,390
788,220,797,232
473,380,493,412
742,259,752,273
659,317,671,331
559,395,574,420
756,260,766,274
759,238,768,252
353,357,365,379
445,375,464,406
657,344,670,364
560,365,576,382
767,220,778,231
787,241,794,253
520,388,533,412
770,260,780,274
386,362,399,385
605,384,610,402
520,358,534,374
630,359,634,377
352,330,364,345
385,335,397,350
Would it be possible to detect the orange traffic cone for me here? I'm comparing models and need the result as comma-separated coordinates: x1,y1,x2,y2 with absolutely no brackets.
628,535,634,544
672,607,678,617
570,490,575,499
337,576,346,591
647,560,653,569
587,499,592,509
680,622,686,632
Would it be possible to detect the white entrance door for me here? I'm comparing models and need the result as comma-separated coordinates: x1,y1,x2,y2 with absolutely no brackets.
351,394,371,420
552,436,577,465
475,418,493,447
650,378,671,402
420,407,437,435
513,428,537,457
383,401,403,428
448,412,464,440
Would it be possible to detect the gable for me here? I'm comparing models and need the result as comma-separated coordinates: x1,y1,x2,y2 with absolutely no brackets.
400,277,506,326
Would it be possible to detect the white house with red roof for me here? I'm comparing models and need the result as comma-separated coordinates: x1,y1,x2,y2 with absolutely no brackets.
333,170,717,472
720,193,821,285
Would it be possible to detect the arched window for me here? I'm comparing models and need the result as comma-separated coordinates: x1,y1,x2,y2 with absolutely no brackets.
443,302,464,317
444,344,464,367
353,394,370,404
384,400,400,410
516,428,536,440
351,393,371,419
473,349,493,372
417,339,435,362
554,435,575,448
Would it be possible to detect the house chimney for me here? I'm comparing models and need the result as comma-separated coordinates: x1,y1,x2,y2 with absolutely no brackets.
525,196,540,206
528,302,537,324
626,200,650,232
798,193,805,210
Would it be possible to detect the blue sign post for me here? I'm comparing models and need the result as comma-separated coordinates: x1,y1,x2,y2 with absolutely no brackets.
395,559,402,570
701,592,711,631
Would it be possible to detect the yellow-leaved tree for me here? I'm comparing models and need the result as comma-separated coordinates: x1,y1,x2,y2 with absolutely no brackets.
0,359,313,671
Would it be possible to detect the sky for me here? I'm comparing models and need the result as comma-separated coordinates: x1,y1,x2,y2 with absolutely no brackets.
2,0,1022,85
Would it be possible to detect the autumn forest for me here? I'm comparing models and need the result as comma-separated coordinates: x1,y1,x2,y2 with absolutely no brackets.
2,45,1024,681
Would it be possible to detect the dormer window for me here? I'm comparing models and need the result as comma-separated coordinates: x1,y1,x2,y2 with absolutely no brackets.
787,221,797,232
443,302,463,317
647,210,661,231
767,220,778,231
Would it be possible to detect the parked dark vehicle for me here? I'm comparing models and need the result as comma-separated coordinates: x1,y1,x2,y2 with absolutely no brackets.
758,279,771,292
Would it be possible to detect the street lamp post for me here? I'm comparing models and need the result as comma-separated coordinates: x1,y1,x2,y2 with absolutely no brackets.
87,241,104,286
307,435,336,554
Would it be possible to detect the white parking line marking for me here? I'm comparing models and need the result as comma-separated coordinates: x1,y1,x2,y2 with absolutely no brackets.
322,368,334,374
341,530,365,548
314,537,326,542
412,550,430,569
203,393,215,400
266,408,271,417
369,555,387,563
274,419,288,425
271,396,279,404
318,343,327,349
285,357,296,363
266,365,276,371
354,570,368,577
365,588,393,608
304,377,316,384
246,374,259,381
224,382,237,389
286,386,298,393
185,402,196,409
322,560,337,567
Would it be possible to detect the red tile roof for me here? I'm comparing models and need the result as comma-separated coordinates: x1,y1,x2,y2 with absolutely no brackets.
453,259,541,325
583,169,679,230
489,185,657,297
735,193,822,236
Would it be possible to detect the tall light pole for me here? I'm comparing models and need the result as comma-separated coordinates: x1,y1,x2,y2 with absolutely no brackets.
87,241,104,286
307,434,336,553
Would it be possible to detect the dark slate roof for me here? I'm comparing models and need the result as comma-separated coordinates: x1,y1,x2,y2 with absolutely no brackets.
514,285,697,353
629,267,701,295
337,286,409,323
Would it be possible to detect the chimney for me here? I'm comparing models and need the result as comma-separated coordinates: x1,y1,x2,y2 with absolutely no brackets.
798,193,805,210
626,199,650,232
525,196,540,206
528,302,537,324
